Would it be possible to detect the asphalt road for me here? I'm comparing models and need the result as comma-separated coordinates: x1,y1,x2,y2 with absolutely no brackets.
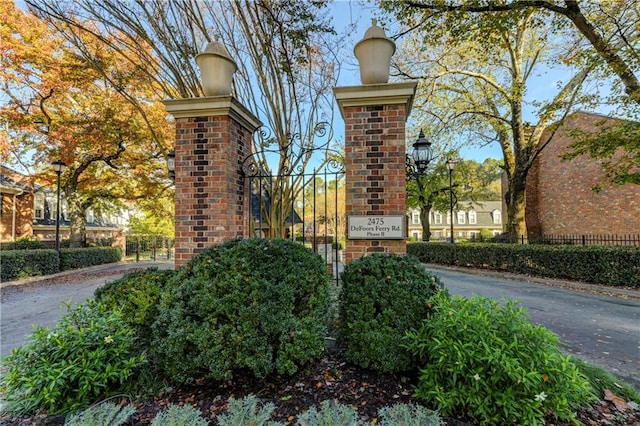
426,265,640,388
1,261,638,389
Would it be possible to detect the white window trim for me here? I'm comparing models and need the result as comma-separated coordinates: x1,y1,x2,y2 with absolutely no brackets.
457,211,466,224
34,192,45,219
469,210,477,225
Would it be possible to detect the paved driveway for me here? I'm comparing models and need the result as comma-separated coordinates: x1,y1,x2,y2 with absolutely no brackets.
1,261,174,357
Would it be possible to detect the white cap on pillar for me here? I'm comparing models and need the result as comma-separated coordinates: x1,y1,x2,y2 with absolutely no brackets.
195,36,238,96
354,19,396,85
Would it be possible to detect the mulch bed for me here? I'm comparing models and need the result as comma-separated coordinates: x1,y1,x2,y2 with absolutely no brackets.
2,346,638,426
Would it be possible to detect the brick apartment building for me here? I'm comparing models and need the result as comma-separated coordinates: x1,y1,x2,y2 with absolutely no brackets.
525,111,640,241
0,165,34,242
0,165,127,246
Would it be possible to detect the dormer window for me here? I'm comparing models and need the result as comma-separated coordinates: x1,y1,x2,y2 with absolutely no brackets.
469,210,477,225
34,192,45,219
493,210,502,224
457,211,466,224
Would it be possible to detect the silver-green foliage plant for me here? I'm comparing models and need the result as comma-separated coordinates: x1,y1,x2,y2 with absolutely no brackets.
405,292,596,425
216,395,280,426
150,404,209,426
64,401,135,426
0,300,145,415
377,403,444,426
297,400,358,426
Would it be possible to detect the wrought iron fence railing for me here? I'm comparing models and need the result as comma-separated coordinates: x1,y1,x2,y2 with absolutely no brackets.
125,235,174,261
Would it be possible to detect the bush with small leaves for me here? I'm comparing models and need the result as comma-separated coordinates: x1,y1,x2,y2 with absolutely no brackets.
150,404,209,426
377,403,443,426
339,253,445,372
216,395,280,426
94,268,175,346
0,301,145,415
64,401,135,426
297,400,358,426
151,238,330,383
405,292,596,425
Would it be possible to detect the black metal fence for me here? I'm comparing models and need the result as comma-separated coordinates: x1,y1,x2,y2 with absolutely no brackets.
528,234,640,247
125,235,174,261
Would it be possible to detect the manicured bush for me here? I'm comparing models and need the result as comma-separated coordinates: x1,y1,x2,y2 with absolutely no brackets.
0,301,145,415
60,247,121,271
151,238,330,383
94,268,175,346
408,242,640,288
339,253,445,372
0,249,59,281
404,292,595,425
2,237,47,250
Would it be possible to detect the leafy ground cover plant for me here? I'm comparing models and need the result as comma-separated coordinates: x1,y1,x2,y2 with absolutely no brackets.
339,253,445,372
405,292,596,425
297,400,358,425
377,403,444,426
0,301,145,415
151,238,330,383
216,395,280,426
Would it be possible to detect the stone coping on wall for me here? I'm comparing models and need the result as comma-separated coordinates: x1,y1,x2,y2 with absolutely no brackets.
333,81,418,120
162,96,262,132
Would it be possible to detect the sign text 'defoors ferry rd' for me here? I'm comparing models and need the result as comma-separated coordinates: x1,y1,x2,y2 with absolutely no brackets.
348,215,404,240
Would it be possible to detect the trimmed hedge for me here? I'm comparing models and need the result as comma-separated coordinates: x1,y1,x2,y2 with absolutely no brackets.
1,247,122,281
60,247,122,271
0,249,59,281
408,242,640,288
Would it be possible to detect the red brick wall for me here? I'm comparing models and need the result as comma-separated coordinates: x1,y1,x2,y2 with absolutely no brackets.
173,115,250,267
526,112,640,238
343,104,407,261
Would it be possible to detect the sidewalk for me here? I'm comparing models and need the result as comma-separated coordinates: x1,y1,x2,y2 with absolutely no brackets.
0,259,175,290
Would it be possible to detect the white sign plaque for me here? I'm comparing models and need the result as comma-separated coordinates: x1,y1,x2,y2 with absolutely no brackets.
348,215,405,240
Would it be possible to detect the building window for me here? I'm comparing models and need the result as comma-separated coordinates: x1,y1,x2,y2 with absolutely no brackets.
493,210,502,224
34,192,45,219
86,208,95,223
412,232,419,240
412,211,420,225
434,212,443,224
457,211,466,224
469,210,477,225
446,212,451,225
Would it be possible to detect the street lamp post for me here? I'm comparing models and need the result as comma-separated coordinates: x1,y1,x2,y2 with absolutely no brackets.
51,159,67,252
445,158,458,244
406,130,434,241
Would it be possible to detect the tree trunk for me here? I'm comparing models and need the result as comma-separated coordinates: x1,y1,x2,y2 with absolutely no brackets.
420,207,432,241
67,194,87,248
504,176,527,243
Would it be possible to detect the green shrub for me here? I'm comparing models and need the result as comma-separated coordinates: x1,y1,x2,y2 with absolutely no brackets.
64,401,135,426
216,395,279,426
2,237,47,250
0,301,145,415
407,242,640,288
94,268,175,346
339,253,445,372
571,356,640,404
151,404,209,426
151,238,330,383
297,400,358,425
378,403,443,426
60,247,121,271
0,249,59,281
405,292,595,425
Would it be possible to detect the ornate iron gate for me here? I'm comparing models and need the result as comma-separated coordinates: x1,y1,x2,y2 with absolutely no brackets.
242,128,345,281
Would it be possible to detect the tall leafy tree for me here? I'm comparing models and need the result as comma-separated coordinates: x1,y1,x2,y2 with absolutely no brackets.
389,0,640,186
385,5,592,238
26,0,346,237
1,3,173,246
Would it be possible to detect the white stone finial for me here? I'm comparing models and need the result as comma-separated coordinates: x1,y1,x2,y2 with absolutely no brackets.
354,19,396,84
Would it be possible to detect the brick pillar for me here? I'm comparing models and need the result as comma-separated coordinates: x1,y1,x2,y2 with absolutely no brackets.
163,96,261,268
334,82,417,262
